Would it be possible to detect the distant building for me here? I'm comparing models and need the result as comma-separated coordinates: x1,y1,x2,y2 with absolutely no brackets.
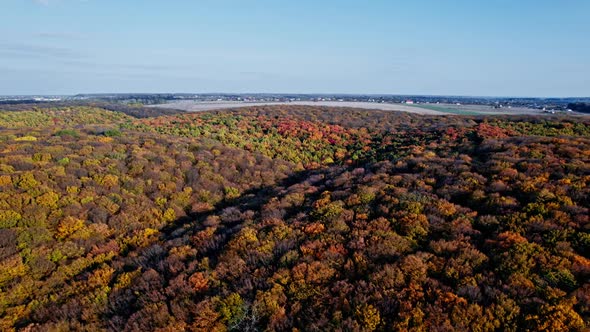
405,100,414,104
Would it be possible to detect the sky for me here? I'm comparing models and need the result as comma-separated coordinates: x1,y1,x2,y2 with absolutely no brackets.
0,0,589,97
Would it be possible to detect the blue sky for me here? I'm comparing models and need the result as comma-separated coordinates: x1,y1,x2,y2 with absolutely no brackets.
0,0,589,96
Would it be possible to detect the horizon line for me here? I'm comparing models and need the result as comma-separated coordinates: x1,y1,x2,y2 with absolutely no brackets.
1,92,590,99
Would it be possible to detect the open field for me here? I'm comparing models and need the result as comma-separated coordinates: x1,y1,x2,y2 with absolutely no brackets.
151,100,559,116
152,100,445,115
417,103,550,115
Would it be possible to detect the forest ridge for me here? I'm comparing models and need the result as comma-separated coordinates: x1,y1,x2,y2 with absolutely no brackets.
0,105,589,331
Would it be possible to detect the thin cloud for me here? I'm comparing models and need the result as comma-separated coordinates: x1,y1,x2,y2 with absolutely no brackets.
61,60,185,71
0,42,84,59
34,32,85,40
33,0,90,6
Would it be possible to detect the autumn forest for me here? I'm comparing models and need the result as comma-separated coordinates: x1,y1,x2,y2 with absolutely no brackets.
0,105,589,331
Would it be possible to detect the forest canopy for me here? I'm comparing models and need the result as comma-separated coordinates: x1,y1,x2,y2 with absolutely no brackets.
0,105,589,331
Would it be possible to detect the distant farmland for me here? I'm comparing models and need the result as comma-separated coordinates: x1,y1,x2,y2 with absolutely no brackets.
405,104,480,115
152,100,554,116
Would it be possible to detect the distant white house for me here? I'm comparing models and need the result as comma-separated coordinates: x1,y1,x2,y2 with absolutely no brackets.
33,97,62,102
405,100,414,104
